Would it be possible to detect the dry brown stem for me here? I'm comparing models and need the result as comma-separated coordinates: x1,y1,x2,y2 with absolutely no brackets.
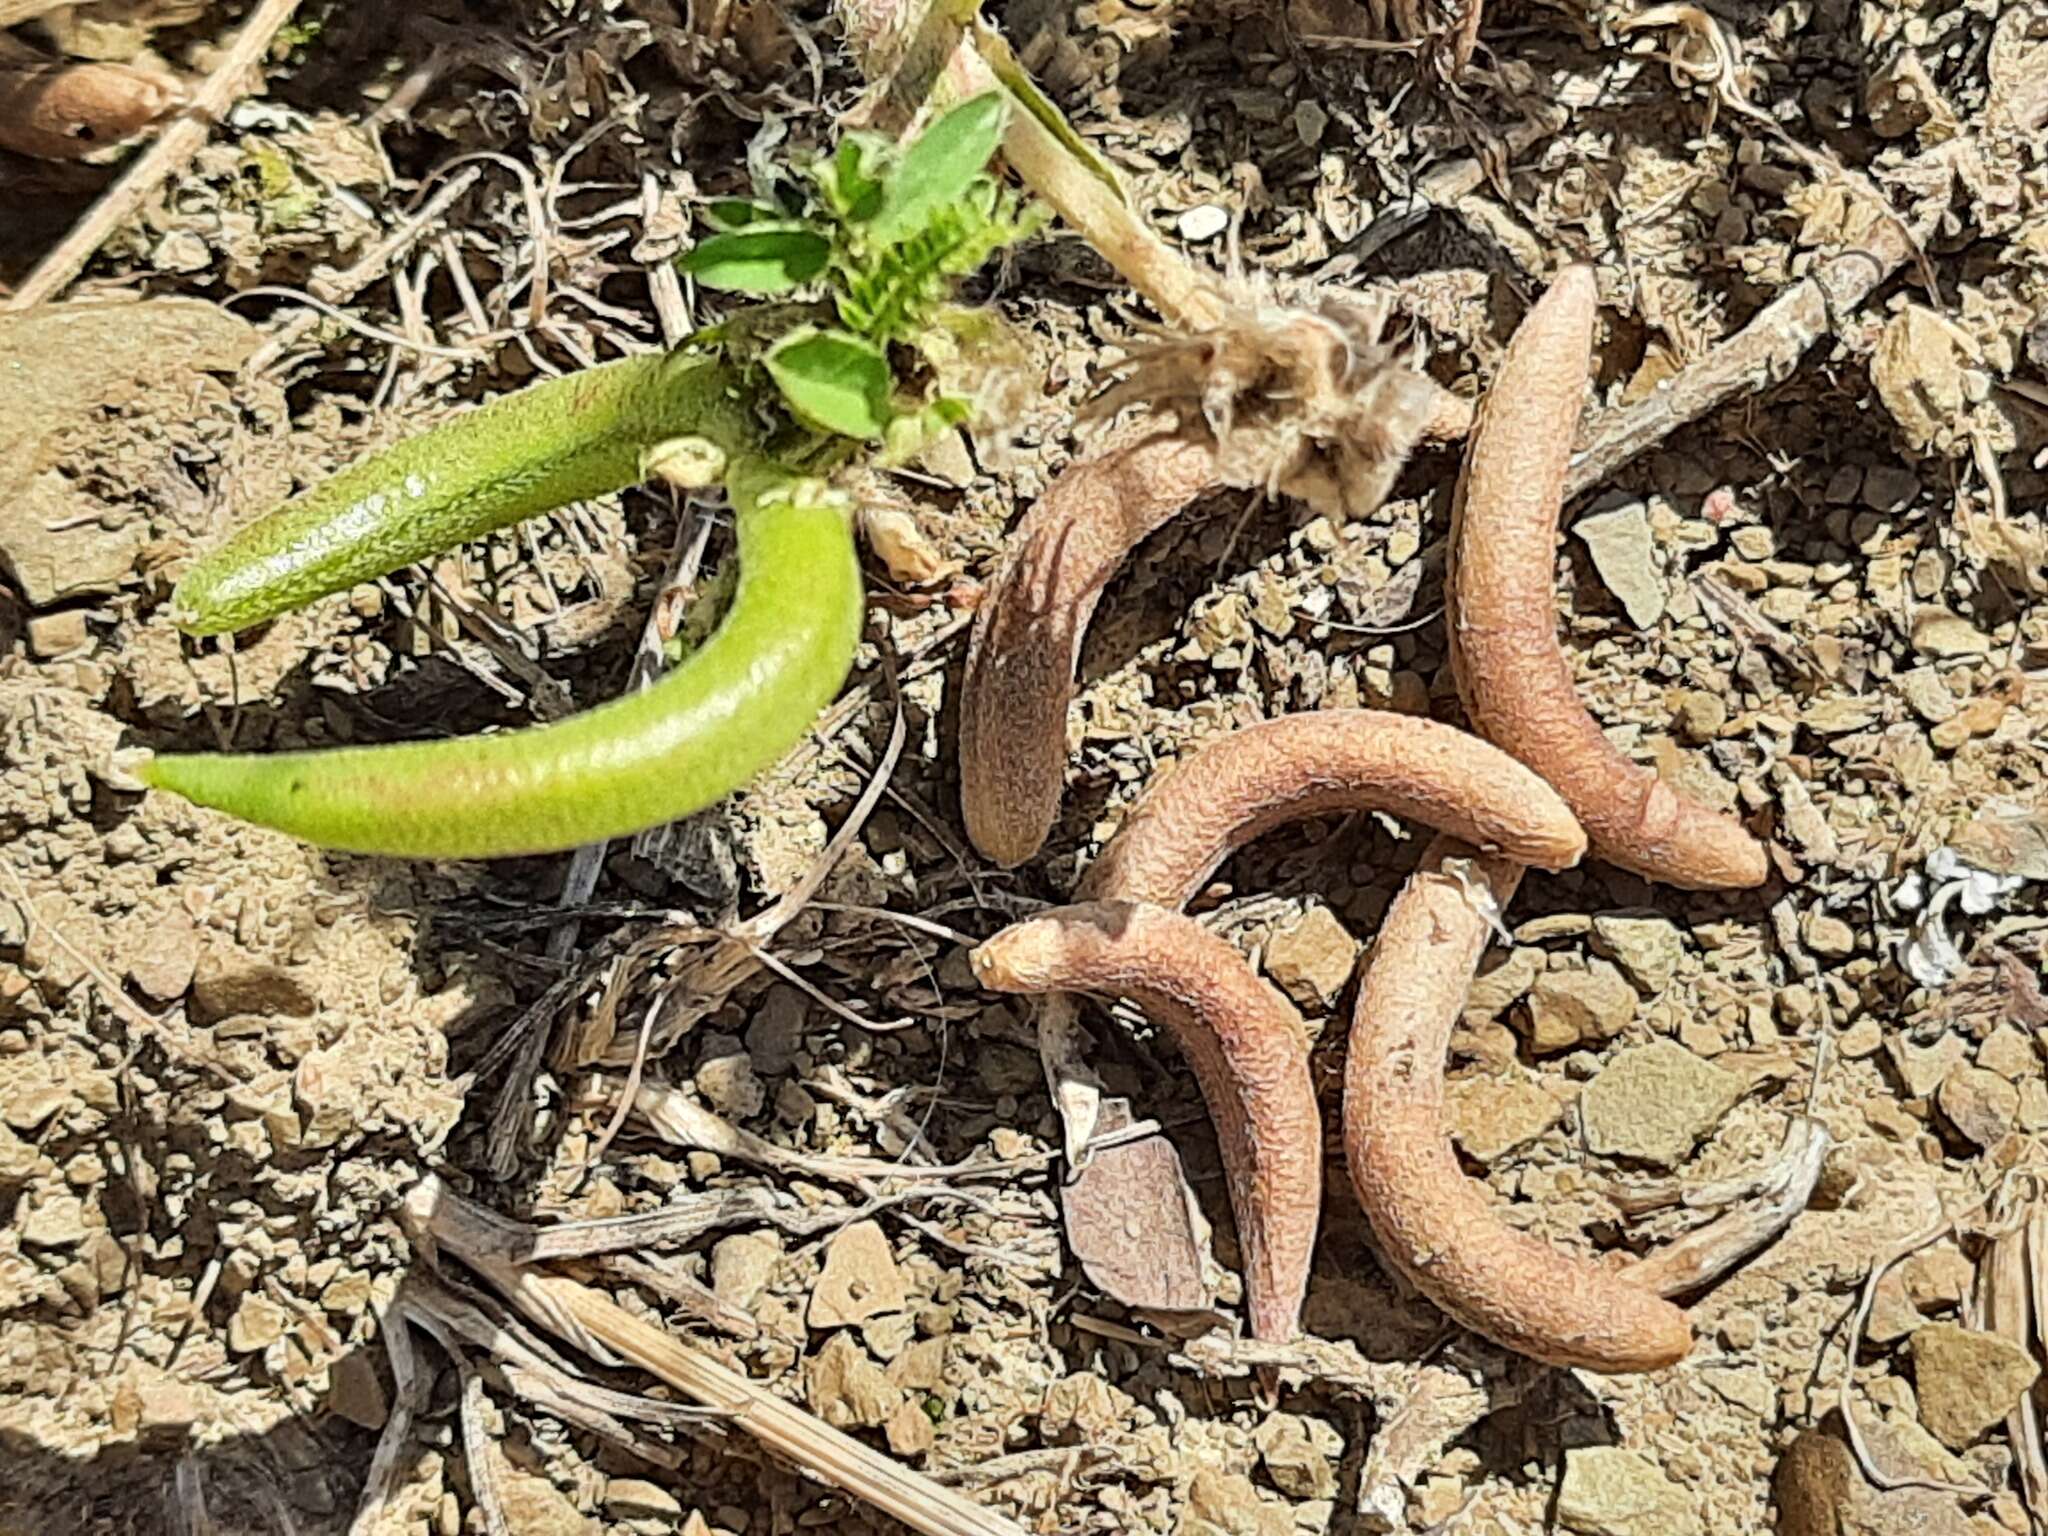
1448,265,1769,890
1343,838,1692,1372
1563,211,1930,499
960,432,1221,866
1622,1114,1829,1298
0,32,183,160
972,900,1321,1346
1077,710,1587,908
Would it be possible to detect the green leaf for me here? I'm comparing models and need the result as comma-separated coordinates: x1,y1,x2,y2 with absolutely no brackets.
764,328,894,440
815,134,888,223
703,198,783,231
678,225,831,294
880,394,972,466
870,92,1006,243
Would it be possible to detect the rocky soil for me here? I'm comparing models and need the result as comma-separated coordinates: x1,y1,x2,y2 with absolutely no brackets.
4,1,2048,1534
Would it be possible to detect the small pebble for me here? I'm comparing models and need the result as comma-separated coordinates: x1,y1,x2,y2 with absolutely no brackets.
1177,205,1230,242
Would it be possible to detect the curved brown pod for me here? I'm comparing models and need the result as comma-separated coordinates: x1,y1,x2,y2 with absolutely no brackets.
972,900,1320,1345
1447,265,1768,891
0,36,183,160
1343,837,1692,1372
1078,710,1588,909
960,434,1221,867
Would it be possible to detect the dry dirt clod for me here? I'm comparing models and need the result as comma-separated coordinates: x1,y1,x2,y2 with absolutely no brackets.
1261,904,1359,1008
1935,1063,2019,1149
808,1220,908,1328
712,1232,783,1312
1446,1070,1562,1161
1171,1468,1292,1536
1520,961,1638,1053
498,1467,595,1536
1557,1447,1702,1536
1574,498,1668,628
1251,1411,1341,1500
1580,1040,1743,1169
1909,1322,2042,1450
1589,915,1686,994
1774,1423,1976,1536
806,1331,904,1429
606,1479,684,1520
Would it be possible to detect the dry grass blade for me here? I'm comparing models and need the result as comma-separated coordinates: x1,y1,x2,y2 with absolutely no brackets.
0,0,73,22
1984,1203,2048,1529
346,1303,427,1536
596,697,908,1067
2029,1207,2048,1529
412,1177,1033,1536
1838,1180,2023,1498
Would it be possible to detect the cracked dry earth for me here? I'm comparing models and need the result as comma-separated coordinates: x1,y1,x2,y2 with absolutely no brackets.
5,1,2048,1535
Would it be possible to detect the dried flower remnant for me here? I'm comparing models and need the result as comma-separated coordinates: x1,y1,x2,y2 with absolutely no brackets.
1086,283,1464,523
1344,838,1693,1372
1893,846,2031,988
1078,710,1588,909
972,901,1321,1346
1446,265,1769,891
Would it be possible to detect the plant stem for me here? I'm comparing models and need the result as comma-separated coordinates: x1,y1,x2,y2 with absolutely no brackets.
835,0,1224,329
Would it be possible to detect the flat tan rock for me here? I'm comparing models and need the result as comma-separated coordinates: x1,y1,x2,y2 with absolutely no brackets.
1910,1322,2041,1449
808,1219,907,1328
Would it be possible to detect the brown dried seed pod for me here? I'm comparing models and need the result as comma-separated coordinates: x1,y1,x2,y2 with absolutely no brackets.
960,434,1222,867
972,899,1320,1345
961,290,1473,870
1343,837,1692,1372
1078,709,1587,909
0,35,183,161
1447,265,1769,891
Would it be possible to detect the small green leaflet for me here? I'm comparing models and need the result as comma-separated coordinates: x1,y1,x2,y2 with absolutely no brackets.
868,92,1006,243
764,329,894,440
817,134,888,223
703,198,781,231
679,225,831,295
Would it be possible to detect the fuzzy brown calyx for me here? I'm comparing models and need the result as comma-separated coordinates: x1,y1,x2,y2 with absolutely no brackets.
1084,281,1454,522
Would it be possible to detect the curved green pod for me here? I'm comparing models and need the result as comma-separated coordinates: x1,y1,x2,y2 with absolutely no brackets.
138,464,864,859
171,347,756,637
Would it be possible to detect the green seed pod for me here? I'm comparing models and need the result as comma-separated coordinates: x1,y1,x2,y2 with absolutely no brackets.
170,348,756,636
139,462,863,859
